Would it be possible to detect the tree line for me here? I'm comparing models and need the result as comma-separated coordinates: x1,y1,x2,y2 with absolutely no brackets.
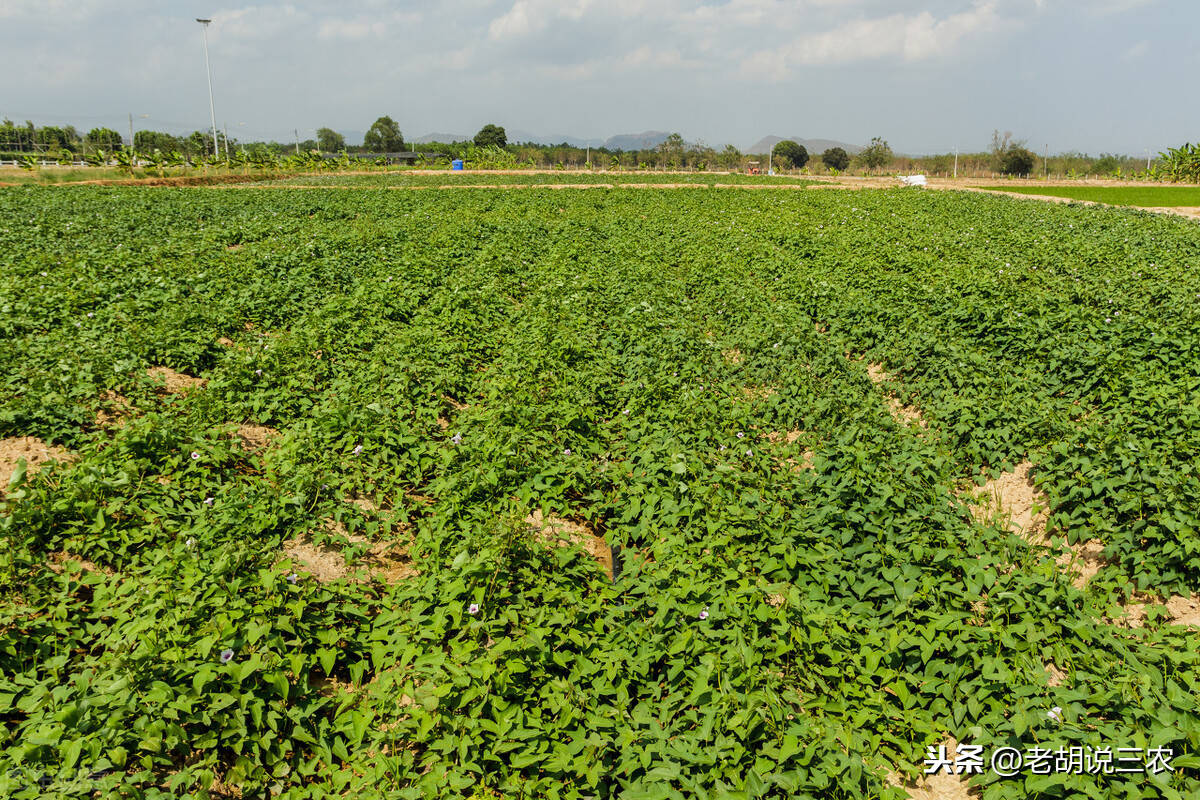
0,116,1175,180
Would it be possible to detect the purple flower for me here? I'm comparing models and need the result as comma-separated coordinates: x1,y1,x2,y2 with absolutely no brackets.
450,433,462,445
287,572,298,584
468,603,480,615
352,444,364,456
745,449,752,457
254,369,263,376
719,445,727,452
190,451,200,460
736,432,745,439
86,312,94,318
699,607,709,620
562,448,571,456
204,497,214,506
219,649,235,663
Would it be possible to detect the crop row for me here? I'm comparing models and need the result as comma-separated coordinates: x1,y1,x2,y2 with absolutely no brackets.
1,186,1199,798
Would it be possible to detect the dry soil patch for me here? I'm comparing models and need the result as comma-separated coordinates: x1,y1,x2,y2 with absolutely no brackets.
526,510,613,580
1116,594,1200,628
2,436,74,485
283,520,416,584
47,551,112,576
95,391,135,427
965,461,1107,588
146,366,206,394
866,363,926,427
885,738,979,800
235,424,279,452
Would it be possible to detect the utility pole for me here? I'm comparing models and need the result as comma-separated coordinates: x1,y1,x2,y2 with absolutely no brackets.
1146,149,1151,170
953,146,958,179
128,113,134,152
295,129,300,155
196,19,219,156
224,123,230,160
1044,144,1048,179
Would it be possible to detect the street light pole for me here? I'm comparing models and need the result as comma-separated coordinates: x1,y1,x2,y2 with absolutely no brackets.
196,19,219,157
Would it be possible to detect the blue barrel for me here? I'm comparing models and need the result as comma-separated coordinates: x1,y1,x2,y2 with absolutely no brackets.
451,159,464,171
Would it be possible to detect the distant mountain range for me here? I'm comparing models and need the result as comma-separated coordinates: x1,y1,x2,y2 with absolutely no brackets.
411,132,472,144
508,130,605,148
746,136,864,155
601,131,673,151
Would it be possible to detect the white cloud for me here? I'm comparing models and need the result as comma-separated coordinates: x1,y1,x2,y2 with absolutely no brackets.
741,3,1004,78
1122,39,1148,60
318,19,386,40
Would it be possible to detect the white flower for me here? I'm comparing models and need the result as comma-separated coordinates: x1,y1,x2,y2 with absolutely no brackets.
1047,706,1063,723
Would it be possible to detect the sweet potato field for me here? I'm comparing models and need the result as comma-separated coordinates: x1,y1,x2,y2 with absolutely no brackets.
2,184,1199,799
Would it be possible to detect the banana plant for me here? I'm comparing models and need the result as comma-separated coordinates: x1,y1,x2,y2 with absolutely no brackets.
18,154,39,171
114,150,135,176
57,150,75,166
86,150,108,168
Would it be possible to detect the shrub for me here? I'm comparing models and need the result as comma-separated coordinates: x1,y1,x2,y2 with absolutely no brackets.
822,147,850,171
1000,147,1036,176
774,140,808,169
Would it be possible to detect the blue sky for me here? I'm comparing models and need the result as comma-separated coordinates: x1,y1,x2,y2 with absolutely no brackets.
0,0,1194,154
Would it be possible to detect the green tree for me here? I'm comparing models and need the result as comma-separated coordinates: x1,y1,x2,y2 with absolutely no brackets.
473,124,507,148
1000,147,1036,176
363,116,404,152
774,140,808,169
1092,154,1120,175
859,137,893,172
37,126,72,150
316,127,345,152
85,127,124,152
135,130,184,153
719,144,742,170
822,147,850,171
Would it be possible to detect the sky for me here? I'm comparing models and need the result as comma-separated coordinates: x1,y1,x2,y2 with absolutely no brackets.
0,0,1195,155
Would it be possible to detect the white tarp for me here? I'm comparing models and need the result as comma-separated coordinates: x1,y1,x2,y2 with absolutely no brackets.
898,174,927,187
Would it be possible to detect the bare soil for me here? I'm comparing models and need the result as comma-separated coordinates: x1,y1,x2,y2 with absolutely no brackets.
283,520,416,584
1116,594,1200,628
146,366,206,394
886,738,979,800
866,363,927,427
235,424,279,452
1,436,74,485
47,551,112,575
526,510,613,581
1045,661,1068,688
964,462,1108,588
95,390,134,427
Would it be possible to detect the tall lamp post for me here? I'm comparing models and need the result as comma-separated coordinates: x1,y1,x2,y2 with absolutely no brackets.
196,18,219,157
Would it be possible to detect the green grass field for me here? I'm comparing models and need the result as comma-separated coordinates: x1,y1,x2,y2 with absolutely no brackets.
979,184,1200,206
3,185,1200,798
